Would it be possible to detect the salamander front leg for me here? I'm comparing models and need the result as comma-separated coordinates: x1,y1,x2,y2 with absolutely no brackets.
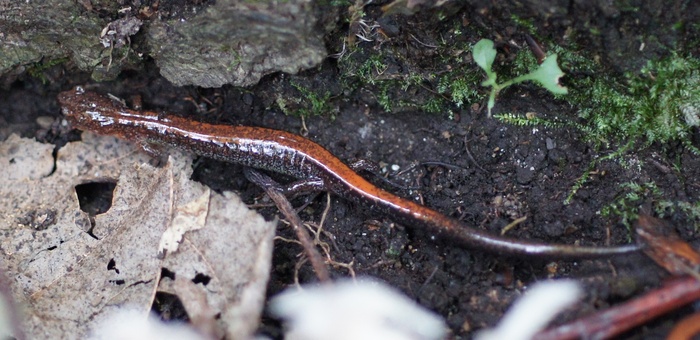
138,141,169,166
242,168,325,207
348,159,380,173
280,178,326,197
349,159,418,191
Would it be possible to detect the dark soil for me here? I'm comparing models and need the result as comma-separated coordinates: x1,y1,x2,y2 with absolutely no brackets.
2,1,699,338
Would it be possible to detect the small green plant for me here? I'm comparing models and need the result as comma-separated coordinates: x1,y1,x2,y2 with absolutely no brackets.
472,39,568,116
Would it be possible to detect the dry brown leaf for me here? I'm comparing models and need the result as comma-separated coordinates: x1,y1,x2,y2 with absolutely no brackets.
636,214,700,276
0,133,275,338
0,134,54,181
159,190,275,338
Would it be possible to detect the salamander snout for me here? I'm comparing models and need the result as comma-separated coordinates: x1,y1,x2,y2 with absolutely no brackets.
58,87,120,130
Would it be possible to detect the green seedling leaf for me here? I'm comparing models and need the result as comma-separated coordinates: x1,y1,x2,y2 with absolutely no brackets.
473,39,567,116
519,55,568,94
473,39,499,115
473,39,497,78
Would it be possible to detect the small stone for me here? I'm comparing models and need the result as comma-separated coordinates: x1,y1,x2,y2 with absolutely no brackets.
516,165,535,184
543,220,565,237
546,137,556,150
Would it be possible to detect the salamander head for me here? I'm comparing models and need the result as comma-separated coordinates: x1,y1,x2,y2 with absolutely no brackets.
57,86,128,134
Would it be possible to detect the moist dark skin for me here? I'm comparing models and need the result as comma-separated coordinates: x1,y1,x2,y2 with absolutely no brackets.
57,86,641,258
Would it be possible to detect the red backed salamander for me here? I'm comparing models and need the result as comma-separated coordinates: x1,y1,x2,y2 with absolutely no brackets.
57,86,640,258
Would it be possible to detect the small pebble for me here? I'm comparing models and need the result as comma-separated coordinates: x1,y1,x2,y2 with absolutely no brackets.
545,137,556,150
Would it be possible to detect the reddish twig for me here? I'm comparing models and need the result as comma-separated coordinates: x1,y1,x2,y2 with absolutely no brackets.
534,276,700,340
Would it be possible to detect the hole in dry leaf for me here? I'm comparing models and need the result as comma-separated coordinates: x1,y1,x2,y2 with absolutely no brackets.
75,181,117,239
107,258,120,274
161,267,176,280
152,292,190,323
192,273,211,286
109,279,125,285
75,181,117,216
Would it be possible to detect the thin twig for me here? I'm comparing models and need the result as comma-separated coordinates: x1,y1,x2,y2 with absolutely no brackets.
243,168,330,282
410,34,437,48
464,136,487,172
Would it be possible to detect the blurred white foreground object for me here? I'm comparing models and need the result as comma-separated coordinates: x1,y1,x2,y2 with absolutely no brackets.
270,279,447,340
90,308,203,340
475,280,582,340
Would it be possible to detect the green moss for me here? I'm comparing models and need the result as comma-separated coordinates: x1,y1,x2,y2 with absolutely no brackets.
504,50,700,154
601,181,662,230
356,53,388,85
329,0,352,5
493,112,566,129
657,200,700,230
508,48,539,79
289,82,335,118
376,84,392,112
27,57,69,84
509,15,537,36
338,46,476,114
494,43,700,207
601,181,700,231
549,44,601,74
436,72,480,108
572,53,700,153
422,97,446,114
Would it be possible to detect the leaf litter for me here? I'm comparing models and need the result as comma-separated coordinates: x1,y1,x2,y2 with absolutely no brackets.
0,132,275,338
